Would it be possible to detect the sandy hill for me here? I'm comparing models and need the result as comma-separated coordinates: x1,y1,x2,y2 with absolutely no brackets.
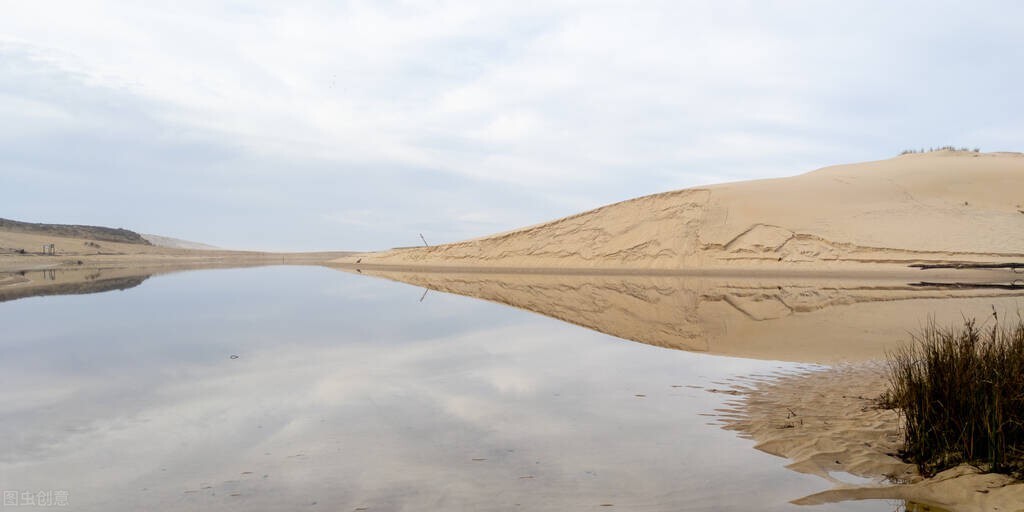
336,151,1024,271
0,219,353,277
142,233,219,250
0,218,151,245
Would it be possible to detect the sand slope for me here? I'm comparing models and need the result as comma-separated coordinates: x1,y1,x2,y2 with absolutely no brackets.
142,233,220,250
337,151,1024,270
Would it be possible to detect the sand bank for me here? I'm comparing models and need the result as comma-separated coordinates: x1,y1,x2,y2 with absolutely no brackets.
717,365,1024,511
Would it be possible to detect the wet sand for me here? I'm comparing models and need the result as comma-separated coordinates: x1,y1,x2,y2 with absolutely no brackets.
717,365,1024,512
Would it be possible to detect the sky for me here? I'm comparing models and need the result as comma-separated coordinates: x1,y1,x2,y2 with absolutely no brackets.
1,1,1022,251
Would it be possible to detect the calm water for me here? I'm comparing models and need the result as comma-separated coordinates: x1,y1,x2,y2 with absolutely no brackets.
1,266,933,511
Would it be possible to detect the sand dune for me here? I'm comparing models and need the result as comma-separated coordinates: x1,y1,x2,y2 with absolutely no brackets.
337,151,1024,271
141,233,220,250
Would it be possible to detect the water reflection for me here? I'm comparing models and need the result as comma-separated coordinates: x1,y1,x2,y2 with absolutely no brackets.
0,268,150,303
345,268,1024,363
0,266,903,511
0,261,329,304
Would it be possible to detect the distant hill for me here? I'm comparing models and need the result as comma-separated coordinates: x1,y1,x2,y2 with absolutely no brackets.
142,234,219,250
0,218,151,245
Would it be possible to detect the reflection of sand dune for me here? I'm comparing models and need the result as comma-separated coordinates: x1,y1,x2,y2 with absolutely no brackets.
336,152,1024,270
0,267,157,303
353,269,1024,363
0,261,327,303
0,271,149,302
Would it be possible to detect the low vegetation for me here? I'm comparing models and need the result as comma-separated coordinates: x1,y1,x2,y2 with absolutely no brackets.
900,146,980,155
0,218,150,245
882,315,1024,477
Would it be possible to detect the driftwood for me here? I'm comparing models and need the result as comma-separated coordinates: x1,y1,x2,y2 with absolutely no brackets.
910,263,1024,271
911,281,1024,290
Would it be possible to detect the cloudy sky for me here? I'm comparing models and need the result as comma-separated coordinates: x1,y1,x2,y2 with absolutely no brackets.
2,1,1021,251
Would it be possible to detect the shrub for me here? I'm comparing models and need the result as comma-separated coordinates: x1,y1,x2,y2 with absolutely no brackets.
883,316,1024,477
899,146,981,155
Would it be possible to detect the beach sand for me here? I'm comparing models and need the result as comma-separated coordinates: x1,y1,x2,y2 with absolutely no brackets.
717,365,1024,512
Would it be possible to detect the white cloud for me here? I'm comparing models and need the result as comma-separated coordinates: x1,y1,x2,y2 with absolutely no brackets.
1,1,1021,249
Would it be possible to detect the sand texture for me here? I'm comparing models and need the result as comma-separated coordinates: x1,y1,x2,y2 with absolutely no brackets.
336,151,1024,271
716,365,1024,511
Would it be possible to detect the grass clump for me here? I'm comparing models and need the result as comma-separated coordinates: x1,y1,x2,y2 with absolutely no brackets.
900,146,980,155
882,316,1024,477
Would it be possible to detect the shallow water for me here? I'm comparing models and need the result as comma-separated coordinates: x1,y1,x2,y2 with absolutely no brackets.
0,266,984,510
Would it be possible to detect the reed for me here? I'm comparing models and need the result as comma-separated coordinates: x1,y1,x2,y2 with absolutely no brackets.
882,315,1024,477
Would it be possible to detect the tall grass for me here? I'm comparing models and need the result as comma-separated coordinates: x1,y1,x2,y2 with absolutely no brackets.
883,315,1024,477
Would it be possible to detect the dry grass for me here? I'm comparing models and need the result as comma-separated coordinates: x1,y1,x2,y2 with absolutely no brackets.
882,314,1024,477
899,146,980,155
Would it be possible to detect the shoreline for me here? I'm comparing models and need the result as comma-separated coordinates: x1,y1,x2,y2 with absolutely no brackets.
716,363,1024,511
1,250,353,272
333,260,1022,281
5,256,1023,509
0,230,354,302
